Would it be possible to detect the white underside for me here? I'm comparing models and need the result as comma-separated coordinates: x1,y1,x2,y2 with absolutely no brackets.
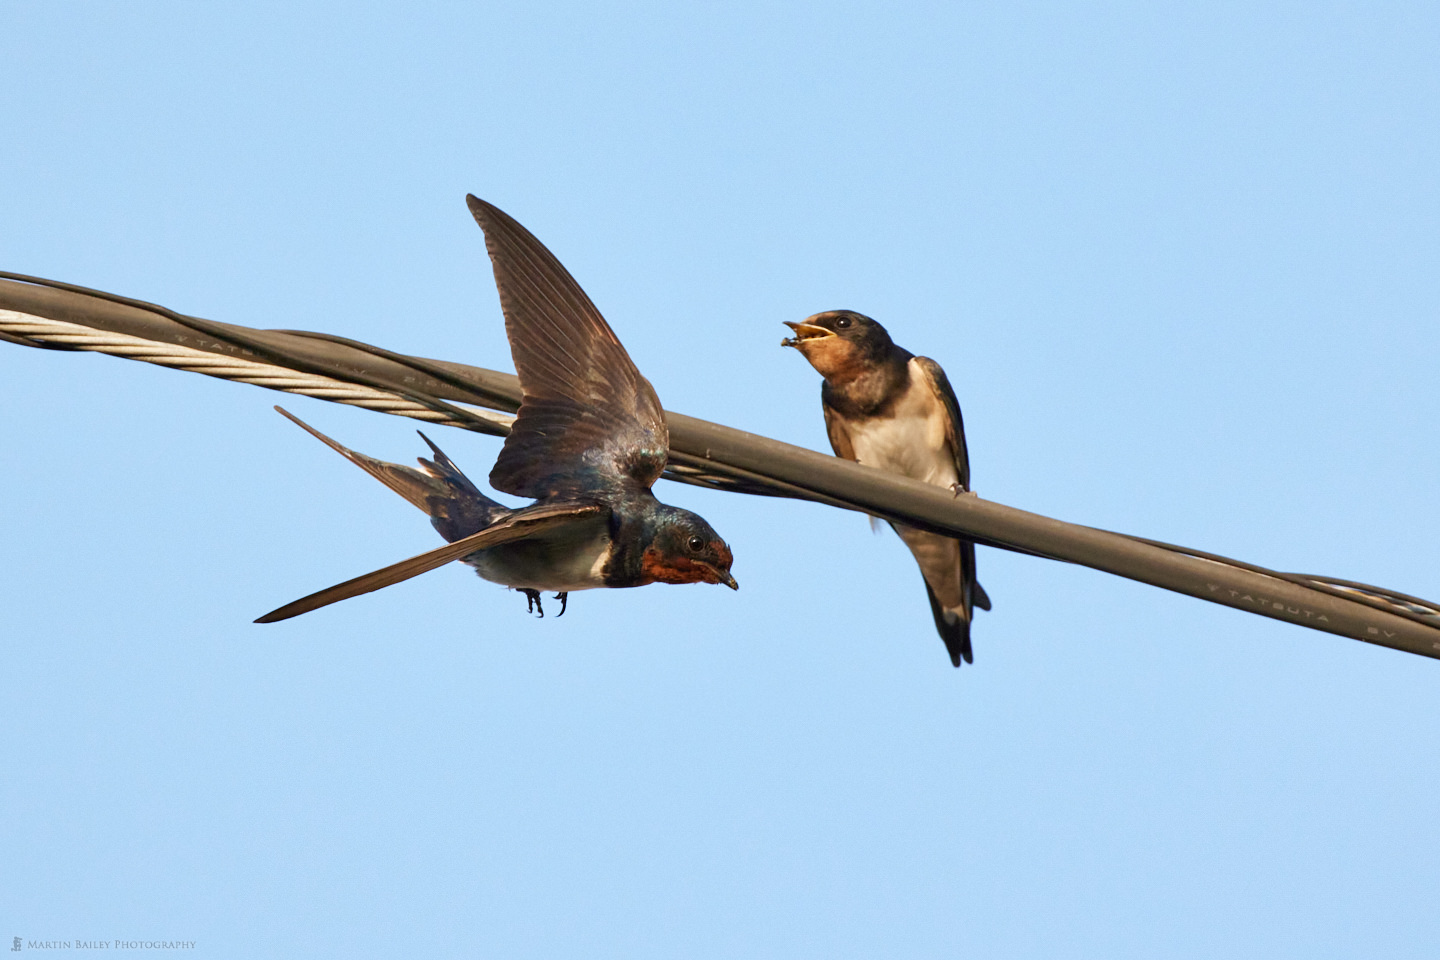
846,360,960,490
464,514,613,593
844,360,966,614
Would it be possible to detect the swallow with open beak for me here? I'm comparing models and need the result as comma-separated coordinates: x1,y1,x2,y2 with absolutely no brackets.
783,310,990,666
255,197,737,624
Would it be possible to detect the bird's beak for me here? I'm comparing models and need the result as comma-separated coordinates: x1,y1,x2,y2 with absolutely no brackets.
718,569,739,590
781,321,834,348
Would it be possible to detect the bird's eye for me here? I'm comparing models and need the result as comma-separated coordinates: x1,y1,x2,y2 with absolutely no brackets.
687,535,705,552
835,316,852,329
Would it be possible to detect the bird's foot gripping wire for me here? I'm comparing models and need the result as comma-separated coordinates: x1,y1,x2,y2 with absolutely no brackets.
554,593,568,617
950,483,977,499
521,588,544,617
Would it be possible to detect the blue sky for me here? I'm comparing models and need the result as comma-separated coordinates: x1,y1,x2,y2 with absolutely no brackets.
3,2,1439,957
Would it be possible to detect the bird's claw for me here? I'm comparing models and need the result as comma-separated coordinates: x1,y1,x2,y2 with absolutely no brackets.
522,588,544,617
950,483,977,499
554,592,568,617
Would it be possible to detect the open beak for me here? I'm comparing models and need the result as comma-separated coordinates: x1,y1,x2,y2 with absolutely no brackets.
781,321,835,348
712,567,739,590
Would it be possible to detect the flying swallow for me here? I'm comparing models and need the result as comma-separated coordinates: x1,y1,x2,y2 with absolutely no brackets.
255,196,737,623
782,310,990,666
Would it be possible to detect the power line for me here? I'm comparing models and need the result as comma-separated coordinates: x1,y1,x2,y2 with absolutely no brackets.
3,272,1437,660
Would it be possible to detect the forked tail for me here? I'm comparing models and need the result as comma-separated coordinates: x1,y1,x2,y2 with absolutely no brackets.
274,406,509,543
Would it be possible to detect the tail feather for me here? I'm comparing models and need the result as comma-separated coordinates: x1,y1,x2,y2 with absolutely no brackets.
961,540,992,612
923,578,973,667
889,521,987,667
275,406,507,543
416,431,486,501
973,580,992,612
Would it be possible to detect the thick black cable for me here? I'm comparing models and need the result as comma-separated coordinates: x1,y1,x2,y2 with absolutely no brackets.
4,272,1437,658
0,271,509,438
0,269,1420,600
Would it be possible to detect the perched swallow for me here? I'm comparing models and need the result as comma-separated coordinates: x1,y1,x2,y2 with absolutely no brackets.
782,310,990,666
255,197,737,623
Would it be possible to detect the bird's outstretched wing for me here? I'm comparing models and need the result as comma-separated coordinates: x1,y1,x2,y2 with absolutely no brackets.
911,356,971,492
466,196,669,500
255,501,606,623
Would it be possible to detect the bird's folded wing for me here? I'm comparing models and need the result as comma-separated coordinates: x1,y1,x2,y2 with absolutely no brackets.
254,501,606,623
912,356,971,491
